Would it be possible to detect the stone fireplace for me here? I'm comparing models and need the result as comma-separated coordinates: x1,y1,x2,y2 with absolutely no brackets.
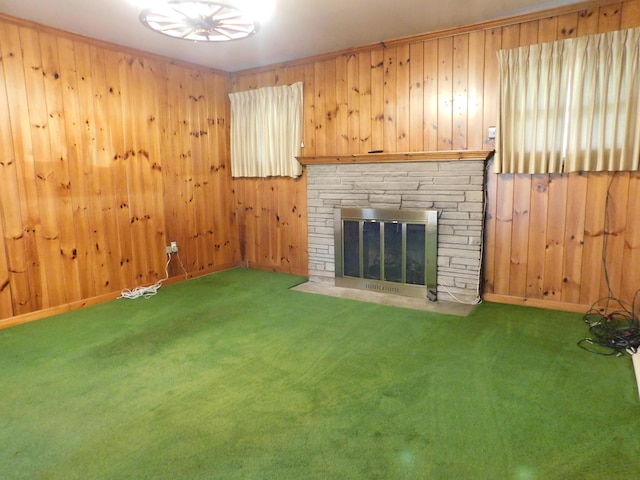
300,152,490,303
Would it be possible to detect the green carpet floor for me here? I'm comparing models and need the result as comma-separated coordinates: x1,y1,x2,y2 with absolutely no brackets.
1,268,639,479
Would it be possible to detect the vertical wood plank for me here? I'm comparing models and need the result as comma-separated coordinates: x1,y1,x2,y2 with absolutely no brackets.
103,49,136,285
621,172,640,306
519,20,539,45
542,174,568,302
396,43,410,152
358,51,372,154
577,7,600,35
303,63,316,157
150,62,169,276
20,26,66,307
509,173,531,297
408,42,424,152
538,16,559,43
383,46,398,152
165,64,191,274
89,45,124,291
561,172,588,304
423,39,438,151
56,36,96,300
557,13,579,39
493,174,514,295
188,70,210,273
0,30,28,316
437,37,453,150
452,34,469,150
482,28,501,150
0,213,12,318
580,173,609,305
162,63,182,276
257,70,276,88
144,60,169,276
621,0,640,28
118,53,155,285
525,175,549,299
347,53,360,154
314,61,327,156
266,178,277,266
483,158,497,294
370,48,385,151
205,72,220,269
335,55,349,154
324,58,337,155
601,173,629,299
598,2,623,32
38,31,82,302
75,42,113,293
467,31,485,151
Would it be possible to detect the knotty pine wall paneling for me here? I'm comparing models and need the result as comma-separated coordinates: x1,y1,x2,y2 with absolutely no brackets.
0,15,238,324
2,1,640,324
483,1,640,311
230,69,308,275
231,0,640,312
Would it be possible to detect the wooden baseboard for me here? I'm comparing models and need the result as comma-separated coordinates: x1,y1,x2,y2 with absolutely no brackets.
0,262,241,330
482,293,591,314
0,291,122,330
243,261,308,277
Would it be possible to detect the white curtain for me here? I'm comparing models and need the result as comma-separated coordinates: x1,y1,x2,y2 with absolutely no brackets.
496,27,640,174
229,82,303,178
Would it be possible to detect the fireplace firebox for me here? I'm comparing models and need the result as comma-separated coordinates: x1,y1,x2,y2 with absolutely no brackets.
334,208,438,300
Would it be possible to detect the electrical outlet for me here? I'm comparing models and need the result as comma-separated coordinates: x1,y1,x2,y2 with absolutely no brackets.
170,241,178,253
165,245,172,254
488,126,496,139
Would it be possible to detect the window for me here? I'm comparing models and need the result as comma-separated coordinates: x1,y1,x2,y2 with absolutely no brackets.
496,27,640,174
228,82,303,178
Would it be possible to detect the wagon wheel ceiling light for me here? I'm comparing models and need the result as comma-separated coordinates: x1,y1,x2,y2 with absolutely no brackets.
136,1,273,42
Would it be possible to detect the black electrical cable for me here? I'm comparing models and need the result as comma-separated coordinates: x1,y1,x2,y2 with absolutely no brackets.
578,295,640,356
578,172,640,357
601,173,617,298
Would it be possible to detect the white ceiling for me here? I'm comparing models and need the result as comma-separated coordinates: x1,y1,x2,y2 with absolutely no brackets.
0,0,586,72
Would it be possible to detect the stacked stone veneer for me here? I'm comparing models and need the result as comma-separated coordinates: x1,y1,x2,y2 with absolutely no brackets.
306,160,486,302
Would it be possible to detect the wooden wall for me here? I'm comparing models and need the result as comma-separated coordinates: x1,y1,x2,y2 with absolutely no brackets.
0,16,238,323
231,0,640,311
483,1,640,311
2,1,640,325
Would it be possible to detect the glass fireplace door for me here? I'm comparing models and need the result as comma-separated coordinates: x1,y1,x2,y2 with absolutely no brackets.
335,208,437,300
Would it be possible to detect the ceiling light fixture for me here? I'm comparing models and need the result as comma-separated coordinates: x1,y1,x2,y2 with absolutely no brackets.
137,1,272,42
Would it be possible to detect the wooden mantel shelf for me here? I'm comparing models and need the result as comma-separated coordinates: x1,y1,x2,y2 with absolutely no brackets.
297,150,493,165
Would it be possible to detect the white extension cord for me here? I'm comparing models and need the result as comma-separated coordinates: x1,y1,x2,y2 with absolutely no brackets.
118,252,188,300
436,159,492,306
437,283,483,305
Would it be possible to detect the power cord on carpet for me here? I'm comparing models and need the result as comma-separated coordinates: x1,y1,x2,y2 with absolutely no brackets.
438,283,483,305
118,251,188,300
436,153,494,306
578,291,640,356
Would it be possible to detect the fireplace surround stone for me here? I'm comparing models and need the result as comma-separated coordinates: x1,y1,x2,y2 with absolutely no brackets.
304,157,487,303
